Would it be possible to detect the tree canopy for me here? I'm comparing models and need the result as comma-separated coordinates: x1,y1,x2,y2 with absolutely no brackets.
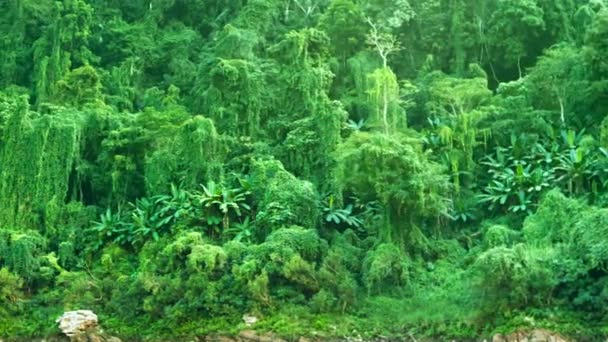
1,0,608,340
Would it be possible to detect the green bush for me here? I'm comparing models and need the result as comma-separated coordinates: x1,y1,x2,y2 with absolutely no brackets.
0,230,46,283
252,160,320,235
362,243,410,294
472,244,558,316
0,268,23,317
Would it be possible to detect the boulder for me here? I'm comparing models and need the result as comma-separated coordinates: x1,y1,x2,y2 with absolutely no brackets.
56,310,121,342
56,310,99,337
205,335,238,342
492,329,569,342
237,330,286,342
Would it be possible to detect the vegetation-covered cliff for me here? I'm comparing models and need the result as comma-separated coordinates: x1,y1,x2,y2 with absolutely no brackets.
1,0,608,340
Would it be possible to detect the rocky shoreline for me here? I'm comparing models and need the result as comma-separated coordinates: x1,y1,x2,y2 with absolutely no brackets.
0,328,573,342
0,310,573,342
203,328,569,342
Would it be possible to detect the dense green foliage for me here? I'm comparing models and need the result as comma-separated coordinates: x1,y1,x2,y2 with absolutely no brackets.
1,0,608,340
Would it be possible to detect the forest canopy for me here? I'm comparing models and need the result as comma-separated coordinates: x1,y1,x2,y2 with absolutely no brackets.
1,0,608,340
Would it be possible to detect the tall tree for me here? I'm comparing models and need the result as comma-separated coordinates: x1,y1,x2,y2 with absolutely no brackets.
365,20,403,134
486,0,546,80
32,0,95,107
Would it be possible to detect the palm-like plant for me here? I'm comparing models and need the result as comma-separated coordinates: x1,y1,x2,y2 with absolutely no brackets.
478,179,513,211
479,143,557,213
196,181,251,231
448,193,479,223
129,197,160,243
597,148,608,186
509,190,533,214
527,167,554,193
556,147,597,194
91,184,199,249
157,184,197,225
225,217,253,243
130,185,197,244
322,195,363,229
346,119,366,132
91,208,131,248
478,129,605,213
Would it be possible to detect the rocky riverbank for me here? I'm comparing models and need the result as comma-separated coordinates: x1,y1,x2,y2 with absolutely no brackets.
1,329,572,342
203,328,569,342
0,310,575,342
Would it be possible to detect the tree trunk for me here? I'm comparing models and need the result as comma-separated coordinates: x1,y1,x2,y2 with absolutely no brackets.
559,96,565,124
383,79,389,134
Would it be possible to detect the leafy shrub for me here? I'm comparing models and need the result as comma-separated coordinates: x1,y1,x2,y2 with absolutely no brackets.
570,208,608,270
472,244,558,316
187,244,228,273
91,185,202,250
55,271,101,309
362,243,410,294
251,159,320,235
523,189,587,245
282,254,319,291
0,268,23,316
336,132,449,247
0,230,46,282
484,224,521,248
263,226,328,262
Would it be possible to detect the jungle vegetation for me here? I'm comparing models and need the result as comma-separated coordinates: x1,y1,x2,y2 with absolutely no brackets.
1,0,608,340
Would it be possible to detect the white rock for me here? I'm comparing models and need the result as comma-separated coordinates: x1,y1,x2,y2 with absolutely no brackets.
56,310,99,337
242,314,258,326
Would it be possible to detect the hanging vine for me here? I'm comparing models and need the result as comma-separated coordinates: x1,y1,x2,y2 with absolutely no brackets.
0,97,82,230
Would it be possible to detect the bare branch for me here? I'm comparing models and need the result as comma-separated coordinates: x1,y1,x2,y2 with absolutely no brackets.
294,0,318,17
365,18,402,68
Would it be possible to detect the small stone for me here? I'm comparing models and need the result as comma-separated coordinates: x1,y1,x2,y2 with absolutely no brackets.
242,314,258,327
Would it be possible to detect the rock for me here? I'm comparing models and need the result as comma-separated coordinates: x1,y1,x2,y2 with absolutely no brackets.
56,310,99,337
237,330,286,342
297,337,326,342
205,335,238,342
258,333,285,342
242,314,258,326
492,329,569,342
70,333,122,342
56,310,121,342
238,330,258,341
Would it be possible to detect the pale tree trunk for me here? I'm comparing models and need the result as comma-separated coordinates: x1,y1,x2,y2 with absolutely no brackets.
383,80,389,134
284,1,290,21
517,55,523,79
381,55,389,134
558,96,565,124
